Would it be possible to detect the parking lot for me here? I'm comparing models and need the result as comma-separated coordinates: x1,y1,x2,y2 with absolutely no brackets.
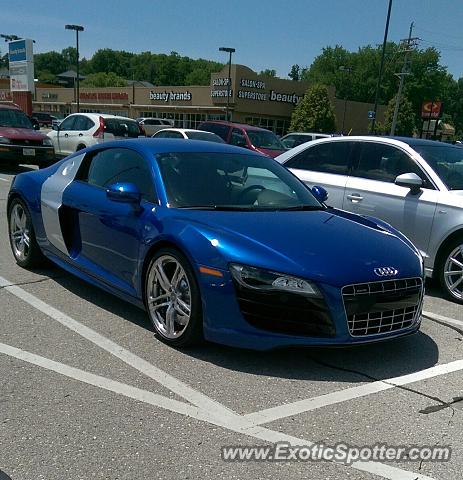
0,166,462,480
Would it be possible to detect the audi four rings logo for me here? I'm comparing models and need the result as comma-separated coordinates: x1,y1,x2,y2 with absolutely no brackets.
374,267,398,277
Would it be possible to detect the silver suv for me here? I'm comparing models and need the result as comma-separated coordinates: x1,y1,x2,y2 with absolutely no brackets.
277,136,463,303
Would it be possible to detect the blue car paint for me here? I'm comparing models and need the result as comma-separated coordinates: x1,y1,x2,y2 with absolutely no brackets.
8,139,424,350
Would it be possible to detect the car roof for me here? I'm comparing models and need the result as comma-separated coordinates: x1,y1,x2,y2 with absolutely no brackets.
85,137,266,156
282,132,329,137
201,120,272,132
158,128,218,134
0,104,21,111
67,112,136,122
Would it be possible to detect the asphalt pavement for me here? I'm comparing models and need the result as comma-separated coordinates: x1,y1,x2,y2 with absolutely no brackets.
0,165,461,480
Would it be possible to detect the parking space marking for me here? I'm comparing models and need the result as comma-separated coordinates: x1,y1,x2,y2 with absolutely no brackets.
0,177,10,182
423,310,463,329
0,341,435,480
243,357,463,426
0,274,238,423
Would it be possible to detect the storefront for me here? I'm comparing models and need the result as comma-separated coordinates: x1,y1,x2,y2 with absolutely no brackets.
1,65,384,135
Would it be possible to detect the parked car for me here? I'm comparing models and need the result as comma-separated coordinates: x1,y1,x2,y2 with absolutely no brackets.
197,120,286,158
32,112,58,128
152,128,224,143
280,132,332,149
47,113,145,157
8,138,424,349
0,104,55,168
136,117,173,136
277,136,463,303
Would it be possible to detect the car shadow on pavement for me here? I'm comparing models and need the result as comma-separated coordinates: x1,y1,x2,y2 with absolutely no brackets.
45,268,441,384
424,277,448,301
0,165,36,174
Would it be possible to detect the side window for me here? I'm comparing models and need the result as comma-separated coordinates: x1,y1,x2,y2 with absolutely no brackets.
230,128,247,147
80,148,156,202
74,115,93,131
285,142,351,175
169,131,184,138
353,143,431,185
59,116,76,131
200,123,229,141
154,131,170,138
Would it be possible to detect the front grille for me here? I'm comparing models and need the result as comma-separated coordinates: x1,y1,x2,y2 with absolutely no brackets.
342,277,423,337
233,282,336,337
12,139,44,147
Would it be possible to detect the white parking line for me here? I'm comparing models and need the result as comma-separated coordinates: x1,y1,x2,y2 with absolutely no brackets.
0,177,10,182
0,275,237,424
0,341,435,480
423,310,463,329
243,358,463,425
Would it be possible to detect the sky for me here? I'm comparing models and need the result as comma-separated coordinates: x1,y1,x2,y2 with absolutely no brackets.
1,0,462,79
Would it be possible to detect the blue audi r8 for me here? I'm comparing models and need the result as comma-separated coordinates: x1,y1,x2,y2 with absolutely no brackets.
7,139,424,350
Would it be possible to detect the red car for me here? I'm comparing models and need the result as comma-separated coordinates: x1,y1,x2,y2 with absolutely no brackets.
197,120,285,158
0,104,55,168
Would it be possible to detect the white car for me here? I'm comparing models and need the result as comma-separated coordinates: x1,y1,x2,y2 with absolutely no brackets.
277,135,463,303
152,128,225,143
136,117,173,136
280,132,332,149
47,113,144,157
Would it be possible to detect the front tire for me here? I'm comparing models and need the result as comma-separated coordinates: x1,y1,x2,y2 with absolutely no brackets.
145,247,203,347
8,197,46,268
438,237,463,303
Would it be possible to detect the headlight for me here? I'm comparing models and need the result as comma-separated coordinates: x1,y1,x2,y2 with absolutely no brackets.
43,138,53,147
0,136,11,144
230,263,321,297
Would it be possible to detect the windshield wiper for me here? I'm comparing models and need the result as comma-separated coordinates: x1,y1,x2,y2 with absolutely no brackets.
276,205,325,211
176,205,256,211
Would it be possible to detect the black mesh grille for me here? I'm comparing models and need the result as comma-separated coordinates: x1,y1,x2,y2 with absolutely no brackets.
342,277,423,337
233,282,335,337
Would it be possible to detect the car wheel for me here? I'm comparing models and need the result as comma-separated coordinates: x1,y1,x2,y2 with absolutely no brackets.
76,144,86,151
145,247,203,347
8,198,46,268
438,237,463,303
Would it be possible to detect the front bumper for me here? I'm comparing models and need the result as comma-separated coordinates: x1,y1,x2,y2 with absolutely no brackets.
199,269,423,350
0,144,55,166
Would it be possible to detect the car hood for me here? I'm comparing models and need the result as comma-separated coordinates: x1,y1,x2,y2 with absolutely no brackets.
0,127,48,140
170,208,422,287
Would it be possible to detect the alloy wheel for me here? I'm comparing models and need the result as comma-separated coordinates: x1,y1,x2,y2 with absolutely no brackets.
9,203,31,262
443,244,463,301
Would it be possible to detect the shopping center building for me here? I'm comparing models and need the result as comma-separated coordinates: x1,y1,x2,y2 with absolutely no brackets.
0,64,384,135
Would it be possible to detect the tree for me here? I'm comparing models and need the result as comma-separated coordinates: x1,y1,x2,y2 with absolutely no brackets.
288,64,300,81
34,51,68,75
381,94,416,136
80,72,127,87
289,84,336,133
259,69,276,78
61,47,78,68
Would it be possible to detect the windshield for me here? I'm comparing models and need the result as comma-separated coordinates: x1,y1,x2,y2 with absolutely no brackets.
0,108,33,129
414,144,463,190
186,131,224,143
156,152,322,210
246,130,285,151
104,118,140,138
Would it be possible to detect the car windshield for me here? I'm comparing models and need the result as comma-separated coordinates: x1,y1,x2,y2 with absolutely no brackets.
156,152,323,210
246,130,285,151
413,144,463,190
186,131,224,143
0,108,33,129
104,118,140,138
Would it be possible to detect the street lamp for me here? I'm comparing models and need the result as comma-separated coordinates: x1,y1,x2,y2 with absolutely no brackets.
219,47,235,121
339,66,352,134
0,34,21,42
65,24,84,113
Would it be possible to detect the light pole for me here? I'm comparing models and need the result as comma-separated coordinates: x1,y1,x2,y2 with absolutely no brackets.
371,0,393,133
219,47,235,121
65,24,84,113
339,66,352,134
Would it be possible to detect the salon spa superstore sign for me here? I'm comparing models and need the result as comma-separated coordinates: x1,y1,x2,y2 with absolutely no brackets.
211,78,302,105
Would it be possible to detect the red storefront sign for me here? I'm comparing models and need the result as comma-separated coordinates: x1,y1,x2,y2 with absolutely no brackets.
421,101,442,119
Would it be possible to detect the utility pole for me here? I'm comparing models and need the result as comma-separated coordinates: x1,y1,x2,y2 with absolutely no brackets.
390,22,419,135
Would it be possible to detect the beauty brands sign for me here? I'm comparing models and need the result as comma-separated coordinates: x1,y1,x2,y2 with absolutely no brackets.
149,91,192,102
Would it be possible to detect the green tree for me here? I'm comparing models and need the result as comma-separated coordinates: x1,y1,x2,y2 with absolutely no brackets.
288,64,300,81
61,47,78,68
289,84,336,133
259,69,277,78
381,94,417,136
34,51,67,75
80,72,127,87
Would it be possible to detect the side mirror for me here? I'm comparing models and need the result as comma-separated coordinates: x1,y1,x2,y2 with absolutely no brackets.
33,123,40,131
106,182,142,204
394,172,423,193
311,185,329,203
52,124,60,131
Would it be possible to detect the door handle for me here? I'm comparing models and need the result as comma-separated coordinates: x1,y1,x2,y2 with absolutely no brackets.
347,193,364,202
78,133,83,136
64,133,69,137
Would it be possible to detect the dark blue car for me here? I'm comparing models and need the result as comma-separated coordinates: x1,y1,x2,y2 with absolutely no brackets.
7,139,424,350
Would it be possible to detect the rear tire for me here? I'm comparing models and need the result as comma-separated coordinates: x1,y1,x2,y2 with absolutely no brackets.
145,247,203,347
8,197,47,268
438,236,463,304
